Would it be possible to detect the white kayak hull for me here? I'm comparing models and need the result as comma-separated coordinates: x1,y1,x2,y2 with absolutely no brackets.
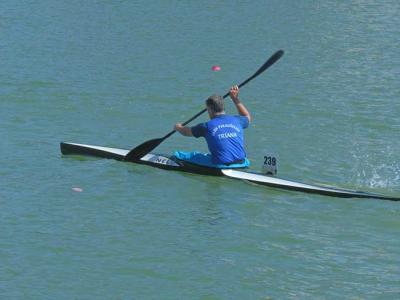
60,142,399,201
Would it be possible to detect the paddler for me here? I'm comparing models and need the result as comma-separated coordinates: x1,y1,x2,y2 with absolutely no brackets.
174,85,251,168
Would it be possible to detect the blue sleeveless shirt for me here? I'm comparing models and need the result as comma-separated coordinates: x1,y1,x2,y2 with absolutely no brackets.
191,115,249,164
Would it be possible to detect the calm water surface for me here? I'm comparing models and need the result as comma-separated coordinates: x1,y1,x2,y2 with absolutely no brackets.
1,1,399,299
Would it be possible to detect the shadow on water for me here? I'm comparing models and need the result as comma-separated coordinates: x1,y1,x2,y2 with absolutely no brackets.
166,171,228,227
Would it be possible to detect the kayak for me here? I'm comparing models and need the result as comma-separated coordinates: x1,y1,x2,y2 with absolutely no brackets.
60,142,400,201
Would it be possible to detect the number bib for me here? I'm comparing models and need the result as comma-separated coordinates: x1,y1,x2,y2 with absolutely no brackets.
262,154,277,175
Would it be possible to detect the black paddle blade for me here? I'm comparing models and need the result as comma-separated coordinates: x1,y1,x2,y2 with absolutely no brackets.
238,50,284,89
125,138,163,161
256,49,284,76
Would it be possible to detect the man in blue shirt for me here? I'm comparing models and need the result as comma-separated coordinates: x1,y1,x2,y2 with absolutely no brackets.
174,85,251,167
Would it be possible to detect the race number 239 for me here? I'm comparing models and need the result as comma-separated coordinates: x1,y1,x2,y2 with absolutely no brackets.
263,155,277,175
264,156,276,166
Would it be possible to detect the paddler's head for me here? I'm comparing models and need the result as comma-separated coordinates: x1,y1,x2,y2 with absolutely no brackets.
206,95,225,119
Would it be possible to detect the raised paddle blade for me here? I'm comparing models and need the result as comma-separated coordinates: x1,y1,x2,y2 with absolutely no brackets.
125,138,163,161
222,49,284,97
239,49,284,88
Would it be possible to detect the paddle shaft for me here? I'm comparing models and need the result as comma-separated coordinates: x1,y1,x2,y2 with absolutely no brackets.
162,51,284,140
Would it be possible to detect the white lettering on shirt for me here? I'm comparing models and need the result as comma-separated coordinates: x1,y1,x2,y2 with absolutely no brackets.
211,123,240,136
217,132,238,139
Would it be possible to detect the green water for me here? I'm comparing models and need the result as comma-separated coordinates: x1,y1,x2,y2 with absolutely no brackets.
1,1,399,299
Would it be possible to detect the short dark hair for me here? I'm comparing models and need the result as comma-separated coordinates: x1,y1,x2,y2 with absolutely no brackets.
206,95,224,113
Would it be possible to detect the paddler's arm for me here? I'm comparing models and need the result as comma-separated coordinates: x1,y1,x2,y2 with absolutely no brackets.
230,85,251,122
174,123,193,136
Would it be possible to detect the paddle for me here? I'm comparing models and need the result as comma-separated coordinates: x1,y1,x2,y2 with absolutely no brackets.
125,49,284,161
